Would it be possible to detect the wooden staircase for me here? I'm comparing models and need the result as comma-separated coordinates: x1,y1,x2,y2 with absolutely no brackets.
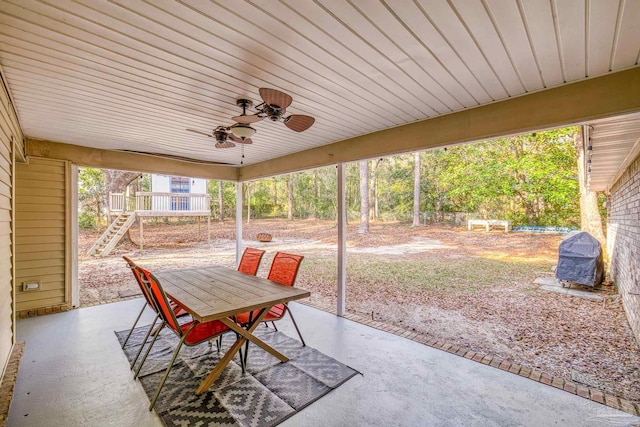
87,213,136,257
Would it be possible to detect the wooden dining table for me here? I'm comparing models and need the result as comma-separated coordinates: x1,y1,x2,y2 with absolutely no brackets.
154,265,310,394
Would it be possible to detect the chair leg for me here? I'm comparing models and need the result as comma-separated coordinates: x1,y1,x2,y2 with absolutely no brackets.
272,322,277,331
285,305,306,346
130,314,159,370
149,335,187,411
242,340,250,371
134,321,165,379
122,302,147,349
238,345,245,372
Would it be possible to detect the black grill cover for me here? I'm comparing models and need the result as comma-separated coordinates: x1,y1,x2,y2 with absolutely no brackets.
556,231,604,287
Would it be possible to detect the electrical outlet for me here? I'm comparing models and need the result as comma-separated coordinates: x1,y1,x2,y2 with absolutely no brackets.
22,282,40,292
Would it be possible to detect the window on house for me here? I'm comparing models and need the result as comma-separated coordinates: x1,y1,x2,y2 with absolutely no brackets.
170,177,190,210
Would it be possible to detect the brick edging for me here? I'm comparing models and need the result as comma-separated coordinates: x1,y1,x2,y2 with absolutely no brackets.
298,300,640,417
16,295,145,318
0,342,25,426
16,304,69,318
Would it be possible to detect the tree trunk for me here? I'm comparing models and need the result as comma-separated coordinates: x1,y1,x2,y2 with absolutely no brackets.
370,160,379,220
313,170,319,219
246,183,251,224
218,181,224,222
95,198,102,226
103,170,142,217
273,177,278,210
287,175,293,220
358,160,369,234
412,152,421,226
575,131,606,256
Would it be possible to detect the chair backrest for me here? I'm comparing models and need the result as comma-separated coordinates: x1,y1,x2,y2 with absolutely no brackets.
123,256,155,309
267,252,304,287
238,247,266,276
137,267,182,336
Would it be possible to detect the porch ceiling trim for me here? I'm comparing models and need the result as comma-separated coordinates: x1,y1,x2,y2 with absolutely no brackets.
240,67,640,181
26,139,238,181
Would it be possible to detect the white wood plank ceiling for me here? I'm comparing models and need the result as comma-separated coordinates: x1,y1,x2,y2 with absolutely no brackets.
587,112,640,191
1,0,639,167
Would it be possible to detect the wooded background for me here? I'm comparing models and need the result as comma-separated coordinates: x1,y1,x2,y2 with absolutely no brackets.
79,127,590,229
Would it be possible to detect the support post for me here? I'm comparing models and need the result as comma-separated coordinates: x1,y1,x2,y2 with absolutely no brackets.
197,216,201,239
139,215,143,253
337,163,346,316
207,215,211,242
235,182,243,268
71,164,79,308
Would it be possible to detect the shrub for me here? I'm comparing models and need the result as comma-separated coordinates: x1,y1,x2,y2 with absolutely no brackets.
79,211,98,229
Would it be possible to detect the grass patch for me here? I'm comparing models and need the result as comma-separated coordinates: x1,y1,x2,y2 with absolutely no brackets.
298,255,551,295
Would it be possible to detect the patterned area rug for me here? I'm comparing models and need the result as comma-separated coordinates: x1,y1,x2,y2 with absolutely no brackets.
115,322,359,427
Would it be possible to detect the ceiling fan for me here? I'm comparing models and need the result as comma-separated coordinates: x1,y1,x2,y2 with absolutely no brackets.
187,88,315,149
232,88,315,132
186,125,251,148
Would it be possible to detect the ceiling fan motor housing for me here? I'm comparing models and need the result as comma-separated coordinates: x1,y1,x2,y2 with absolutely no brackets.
213,127,228,142
264,104,283,121
236,98,253,110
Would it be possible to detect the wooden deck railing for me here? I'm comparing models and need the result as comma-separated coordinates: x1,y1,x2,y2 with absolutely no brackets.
109,192,211,216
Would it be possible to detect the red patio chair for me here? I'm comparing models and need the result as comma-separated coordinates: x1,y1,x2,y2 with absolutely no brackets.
264,252,306,344
121,257,190,374
133,268,231,411
214,247,266,351
237,247,266,276
121,257,188,353
235,252,306,344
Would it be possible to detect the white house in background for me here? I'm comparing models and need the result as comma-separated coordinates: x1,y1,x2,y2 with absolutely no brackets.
95,175,212,256
150,175,207,211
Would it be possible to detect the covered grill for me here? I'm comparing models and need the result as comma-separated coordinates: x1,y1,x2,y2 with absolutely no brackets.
555,231,604,288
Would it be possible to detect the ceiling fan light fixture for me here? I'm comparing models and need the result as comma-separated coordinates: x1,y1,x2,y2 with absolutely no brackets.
230,123,256,139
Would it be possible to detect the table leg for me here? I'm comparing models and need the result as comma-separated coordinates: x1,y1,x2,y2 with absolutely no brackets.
196,308,272,394
219,317,288,362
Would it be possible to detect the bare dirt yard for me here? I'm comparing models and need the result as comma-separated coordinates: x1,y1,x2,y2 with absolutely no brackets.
79,218,639,402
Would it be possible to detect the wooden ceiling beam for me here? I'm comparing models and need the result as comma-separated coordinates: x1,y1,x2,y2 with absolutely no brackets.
26,139,239,181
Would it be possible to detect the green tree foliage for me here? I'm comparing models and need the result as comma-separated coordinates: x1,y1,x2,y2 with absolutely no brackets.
77,129,581,227
78,167,106,228
238,128,580,227
420,128,579,226
206,180,236,219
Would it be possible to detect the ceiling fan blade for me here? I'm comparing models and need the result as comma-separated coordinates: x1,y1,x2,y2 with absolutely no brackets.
187,128,213,137
215,141,235,148
284,115,315,132
232,114,262,124
259,88,293,109
228,134,253,144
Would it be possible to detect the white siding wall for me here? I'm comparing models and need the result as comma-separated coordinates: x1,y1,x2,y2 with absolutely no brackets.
191,178,206,194
151,174,170,193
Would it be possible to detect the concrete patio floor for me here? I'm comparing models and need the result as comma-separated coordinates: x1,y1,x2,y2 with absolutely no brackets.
8,300,640,426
